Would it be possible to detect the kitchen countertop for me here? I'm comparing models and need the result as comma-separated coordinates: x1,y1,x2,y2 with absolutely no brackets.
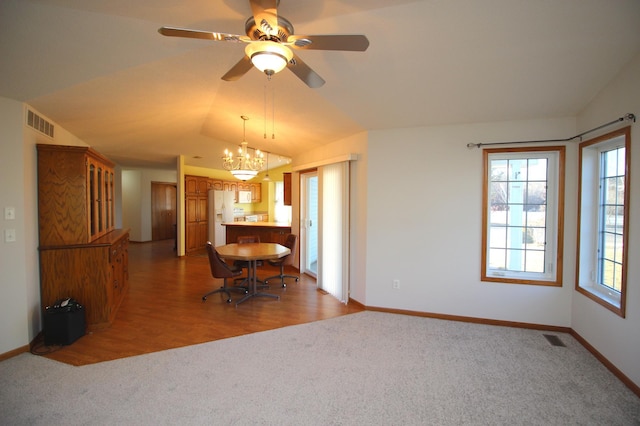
223,221,291,227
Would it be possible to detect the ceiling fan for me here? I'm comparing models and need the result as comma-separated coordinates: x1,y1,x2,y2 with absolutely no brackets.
158,0,369,88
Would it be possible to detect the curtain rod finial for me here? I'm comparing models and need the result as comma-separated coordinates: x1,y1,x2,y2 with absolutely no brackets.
467,143,481,149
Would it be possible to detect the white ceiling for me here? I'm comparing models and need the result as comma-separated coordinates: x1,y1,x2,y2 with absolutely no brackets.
1,0,639,170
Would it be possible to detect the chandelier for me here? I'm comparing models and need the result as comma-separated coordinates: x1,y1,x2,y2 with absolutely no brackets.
223,116,265,181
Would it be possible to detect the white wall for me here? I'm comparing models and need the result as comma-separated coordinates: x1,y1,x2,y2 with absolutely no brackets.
366,118,577,326
0,97,29,354
121,168,177,242
0,100,91,354
122,170,143,241
573,53,640,387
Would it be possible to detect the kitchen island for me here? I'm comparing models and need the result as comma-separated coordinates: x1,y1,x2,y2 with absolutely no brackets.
223,221,292,245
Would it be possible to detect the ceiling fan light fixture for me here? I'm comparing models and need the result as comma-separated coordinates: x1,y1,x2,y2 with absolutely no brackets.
245,41,292,75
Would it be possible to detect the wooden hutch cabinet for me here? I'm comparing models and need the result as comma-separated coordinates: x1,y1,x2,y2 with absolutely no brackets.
37,144,130,330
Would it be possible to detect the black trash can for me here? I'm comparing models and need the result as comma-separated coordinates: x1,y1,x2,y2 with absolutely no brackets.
43,298,86,346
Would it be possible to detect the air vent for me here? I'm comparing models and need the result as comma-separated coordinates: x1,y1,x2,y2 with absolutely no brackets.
543,334,566,347
26,109,55,138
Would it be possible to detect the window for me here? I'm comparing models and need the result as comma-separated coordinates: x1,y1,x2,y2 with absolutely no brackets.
482,147,565,286
576,127,630,317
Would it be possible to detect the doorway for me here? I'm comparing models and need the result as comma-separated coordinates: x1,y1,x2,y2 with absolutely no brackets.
300,171,318,278
151,182,177,241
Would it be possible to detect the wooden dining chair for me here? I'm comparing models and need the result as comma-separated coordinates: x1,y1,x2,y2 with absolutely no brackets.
203,241,245,303
264,233,299,288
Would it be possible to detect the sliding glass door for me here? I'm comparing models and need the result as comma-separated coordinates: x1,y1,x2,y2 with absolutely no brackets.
317,162,350,302
299,161,351,303
300,171,318,278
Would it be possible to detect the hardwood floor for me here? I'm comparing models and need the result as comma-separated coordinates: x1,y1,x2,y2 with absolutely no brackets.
43,239,363,366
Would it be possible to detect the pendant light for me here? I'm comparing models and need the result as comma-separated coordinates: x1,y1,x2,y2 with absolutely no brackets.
263,152,271,181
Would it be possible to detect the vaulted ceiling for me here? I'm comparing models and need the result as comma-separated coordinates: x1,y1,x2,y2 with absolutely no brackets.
1,0,639,170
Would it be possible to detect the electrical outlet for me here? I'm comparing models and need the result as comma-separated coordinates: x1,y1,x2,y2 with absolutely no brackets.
5,229,16,243
392,279,400,289
4,207,15,220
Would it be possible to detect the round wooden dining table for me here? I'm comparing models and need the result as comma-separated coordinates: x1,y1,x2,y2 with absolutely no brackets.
215,242,290,306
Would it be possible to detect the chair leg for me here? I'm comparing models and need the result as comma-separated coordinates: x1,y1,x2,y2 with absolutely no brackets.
263,265,299,288
202,278,246,303
202,287,232,303
232,277,251,292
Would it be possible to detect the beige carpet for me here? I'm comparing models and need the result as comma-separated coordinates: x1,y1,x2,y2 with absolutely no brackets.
1,311,639,425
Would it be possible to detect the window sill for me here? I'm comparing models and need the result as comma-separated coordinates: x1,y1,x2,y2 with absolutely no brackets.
483,273,560,287
576,284,624,317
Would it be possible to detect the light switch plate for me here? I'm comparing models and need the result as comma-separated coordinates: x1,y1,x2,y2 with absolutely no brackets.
4,207,15,220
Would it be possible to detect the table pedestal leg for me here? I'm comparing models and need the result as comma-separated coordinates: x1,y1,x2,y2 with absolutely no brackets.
235,260,280,306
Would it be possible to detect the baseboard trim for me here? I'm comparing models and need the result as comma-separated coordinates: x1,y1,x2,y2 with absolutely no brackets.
348,297,366,310
364,305,639,399
365,305,572,332
570,329,640,398
0,344,29,362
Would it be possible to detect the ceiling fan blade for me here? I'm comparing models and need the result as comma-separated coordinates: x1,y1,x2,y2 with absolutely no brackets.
287,53,325,88
221,56,254,81
289,34,370,52
158,26,249,43
249,0,279,38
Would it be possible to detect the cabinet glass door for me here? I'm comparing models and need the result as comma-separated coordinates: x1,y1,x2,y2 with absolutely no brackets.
89,163,96,237
97,166,103,233
104,169,111,230
109,171,115,228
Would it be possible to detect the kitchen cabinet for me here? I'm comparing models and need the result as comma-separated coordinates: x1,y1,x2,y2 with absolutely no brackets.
211,179,224,191
223,181,237,199
184,175,211,253
237,182,262,203
185,175,210,196
37,144,129,330
251,182,262,203
183,175,265,252
283,172,292,206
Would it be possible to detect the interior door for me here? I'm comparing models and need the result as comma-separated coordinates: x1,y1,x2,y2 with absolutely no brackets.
151,182,177,241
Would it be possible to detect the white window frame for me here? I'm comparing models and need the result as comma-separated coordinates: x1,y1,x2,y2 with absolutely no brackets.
482,146,565,286
576,127,630,317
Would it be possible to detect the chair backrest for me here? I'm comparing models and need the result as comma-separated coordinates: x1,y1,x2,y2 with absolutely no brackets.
237,235,260,244
282,233,297,266
206,241,236,278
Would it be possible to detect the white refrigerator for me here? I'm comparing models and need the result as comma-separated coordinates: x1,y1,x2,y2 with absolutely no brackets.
208,190,235,247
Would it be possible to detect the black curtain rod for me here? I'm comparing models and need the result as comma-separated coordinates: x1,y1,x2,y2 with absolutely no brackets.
466,113,636,149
